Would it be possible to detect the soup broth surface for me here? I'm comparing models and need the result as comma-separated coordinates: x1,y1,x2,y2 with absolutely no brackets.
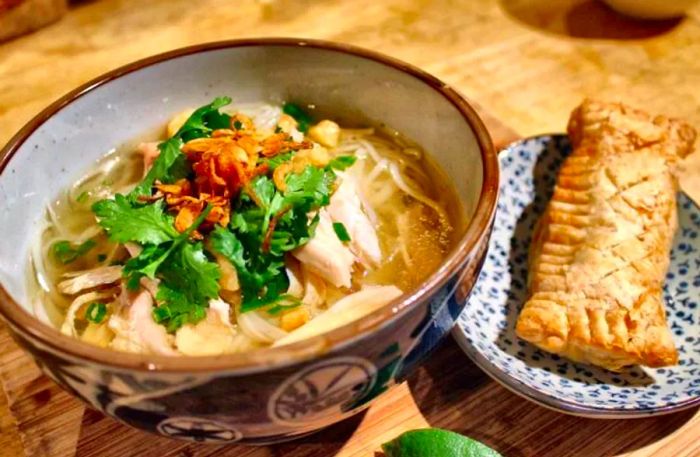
31,101,461,356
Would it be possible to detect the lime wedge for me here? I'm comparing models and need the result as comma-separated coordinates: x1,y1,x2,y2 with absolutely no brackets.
382,428,502,457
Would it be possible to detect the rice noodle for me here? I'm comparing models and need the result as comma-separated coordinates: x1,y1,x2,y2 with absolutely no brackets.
396,212,413,268
237,309,288,343
388,162,448,223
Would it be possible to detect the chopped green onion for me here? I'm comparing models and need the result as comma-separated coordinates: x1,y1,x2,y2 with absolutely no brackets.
85,302,107,324
327,155,357,171
52,239,97,264
333,222,351,242
76,191,89,203
266,295,302,315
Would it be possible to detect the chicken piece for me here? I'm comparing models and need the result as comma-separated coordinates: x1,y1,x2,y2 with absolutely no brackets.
301,266,326,307
58,265,122,295
285,259,304,298
138,142,160,175
273,285,402,347
215,253,240,292
109,289,177,356
124,242,142,258
292,211,356,288
308,120,340,148
175,299,243,356
277,114,305,142
327,172,382,266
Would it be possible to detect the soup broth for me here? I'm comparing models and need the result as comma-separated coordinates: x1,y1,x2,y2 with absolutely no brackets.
31,100,461,356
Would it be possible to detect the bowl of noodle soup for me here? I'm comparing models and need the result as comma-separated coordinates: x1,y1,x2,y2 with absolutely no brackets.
0,39,497,443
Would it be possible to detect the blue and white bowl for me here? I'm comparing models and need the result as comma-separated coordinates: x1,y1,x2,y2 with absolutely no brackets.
453,134,700,418
0,39,499,443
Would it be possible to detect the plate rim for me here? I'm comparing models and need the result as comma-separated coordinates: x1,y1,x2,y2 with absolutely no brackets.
453,134,700,419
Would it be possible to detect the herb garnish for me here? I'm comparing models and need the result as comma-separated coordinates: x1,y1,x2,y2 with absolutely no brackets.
333,222,351,242
52,239,97,264
85,302,107,324
90,96,346,330
211,165,337,312
327,155,357,171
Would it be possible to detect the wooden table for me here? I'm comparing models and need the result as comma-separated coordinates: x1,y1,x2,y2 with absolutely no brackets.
0,0,699,455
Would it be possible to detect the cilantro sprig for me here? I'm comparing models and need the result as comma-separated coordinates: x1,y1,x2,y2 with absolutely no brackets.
52,239,97,264
129,96,232,199
211,165,337,312
92,196,178,245
90,98,234,331
121,206,221,330
87,96,354,331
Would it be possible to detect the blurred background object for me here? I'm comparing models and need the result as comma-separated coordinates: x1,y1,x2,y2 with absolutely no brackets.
601,0,699,19
0,0,67,42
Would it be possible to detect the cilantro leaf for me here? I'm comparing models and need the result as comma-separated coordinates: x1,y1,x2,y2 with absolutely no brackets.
52,239,96,264
282,102,313,133
261,151,293,170
154,242,220,331
210,226,289,313
327,155,357,171
121,205,213,290
333,222,351,242
153,284,207,331
123,244,171,289
127,97,231,200
92,194,178,245
211,165,336,313
174,96,232,141
284,165,333,207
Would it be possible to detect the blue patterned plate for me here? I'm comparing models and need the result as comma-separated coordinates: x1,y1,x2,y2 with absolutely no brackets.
452,135,700,418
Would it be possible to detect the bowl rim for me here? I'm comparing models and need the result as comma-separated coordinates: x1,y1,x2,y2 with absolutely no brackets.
0,37,498,374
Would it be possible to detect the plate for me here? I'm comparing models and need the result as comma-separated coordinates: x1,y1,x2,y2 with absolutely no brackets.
452,134,700,418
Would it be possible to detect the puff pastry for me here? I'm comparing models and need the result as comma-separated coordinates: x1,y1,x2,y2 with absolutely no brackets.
515,100,696,371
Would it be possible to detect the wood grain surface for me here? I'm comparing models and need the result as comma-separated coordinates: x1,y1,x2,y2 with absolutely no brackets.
0,0,699,456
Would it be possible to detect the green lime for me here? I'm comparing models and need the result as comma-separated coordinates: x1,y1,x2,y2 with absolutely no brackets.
381,428,502,457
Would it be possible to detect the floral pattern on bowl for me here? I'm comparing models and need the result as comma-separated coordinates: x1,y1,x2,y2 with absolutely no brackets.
452,134,700,418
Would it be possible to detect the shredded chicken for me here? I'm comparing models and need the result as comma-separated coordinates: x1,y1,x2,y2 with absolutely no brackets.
292,211,355,288
327,172,382,266
109,288,177,355
58,266,122,295
175,299,243,356
138,142,160,176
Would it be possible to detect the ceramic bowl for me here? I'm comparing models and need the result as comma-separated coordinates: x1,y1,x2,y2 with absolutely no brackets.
453,135,700,418
0,39,498,444
602,0,699,20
